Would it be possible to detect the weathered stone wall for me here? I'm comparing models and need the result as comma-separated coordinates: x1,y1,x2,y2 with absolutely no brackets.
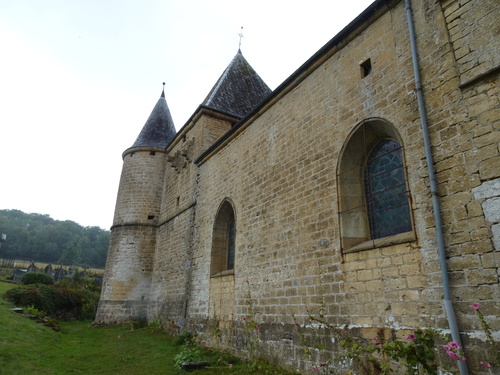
182,0,498,372
147,111,236,325
440,0,500,85
96,225,158,324
112,150,168,225
96,149,168,324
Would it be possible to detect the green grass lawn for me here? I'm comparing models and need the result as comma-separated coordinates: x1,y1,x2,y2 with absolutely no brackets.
0,282,297,375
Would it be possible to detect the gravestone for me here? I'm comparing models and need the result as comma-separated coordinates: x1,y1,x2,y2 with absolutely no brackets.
26,261,37,273
54,266,67,281
13,269,27,282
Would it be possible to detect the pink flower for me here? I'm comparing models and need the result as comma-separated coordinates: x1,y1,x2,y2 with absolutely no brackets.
448,341,460,350
480,361,492,368
310,365,318,372
229,364,233,369
407,333,416,340
255,327,259,332
442,345,450,350
245,278,249,283
377,344,382,349
130,327,135,331
447,350,459,361
372,336,381,343
471,303,480,310
243,317,246,321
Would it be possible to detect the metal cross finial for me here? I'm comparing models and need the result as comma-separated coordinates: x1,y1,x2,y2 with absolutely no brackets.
238,26,244,49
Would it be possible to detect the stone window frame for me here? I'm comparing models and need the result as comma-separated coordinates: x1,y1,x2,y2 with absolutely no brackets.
210,198,236,277
337,118,415,253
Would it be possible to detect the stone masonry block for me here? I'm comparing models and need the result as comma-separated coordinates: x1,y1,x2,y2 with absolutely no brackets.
482,197,500,223
479,156,500,180
492,223,500,251
472,177,500,200
465,268,499,285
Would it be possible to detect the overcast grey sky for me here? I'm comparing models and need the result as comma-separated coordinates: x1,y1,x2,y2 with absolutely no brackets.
0,0,374,229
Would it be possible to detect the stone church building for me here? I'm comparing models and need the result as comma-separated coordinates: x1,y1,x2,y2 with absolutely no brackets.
96,0,499,372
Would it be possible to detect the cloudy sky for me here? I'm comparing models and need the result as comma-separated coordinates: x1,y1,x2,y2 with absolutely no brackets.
0,0,374,229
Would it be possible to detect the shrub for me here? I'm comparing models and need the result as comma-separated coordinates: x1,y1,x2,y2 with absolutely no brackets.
174,342,205,369
3,283,100,320
3,285,42,308
21,272,54,285
176,329,193,345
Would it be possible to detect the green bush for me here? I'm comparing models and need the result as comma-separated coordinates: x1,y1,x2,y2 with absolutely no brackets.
174,343,205,369
3,283,100,320
176,328,193,345
21,272,54,285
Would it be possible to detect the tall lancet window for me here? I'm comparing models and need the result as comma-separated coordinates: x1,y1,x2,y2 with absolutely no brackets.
211,200,236,276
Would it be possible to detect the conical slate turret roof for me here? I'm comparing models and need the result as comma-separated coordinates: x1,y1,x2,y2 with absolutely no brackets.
131,87,176,149
203,50,272,118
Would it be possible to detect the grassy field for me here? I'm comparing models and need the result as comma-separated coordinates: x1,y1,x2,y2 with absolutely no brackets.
0,282,297,375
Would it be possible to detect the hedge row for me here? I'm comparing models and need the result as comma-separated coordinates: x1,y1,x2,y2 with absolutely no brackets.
4,282,100,320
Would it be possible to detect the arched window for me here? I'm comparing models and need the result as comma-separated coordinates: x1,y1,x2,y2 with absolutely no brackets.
211,200,236,276
337,120,414,252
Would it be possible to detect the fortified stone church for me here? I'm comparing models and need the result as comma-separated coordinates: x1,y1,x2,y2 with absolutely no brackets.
96,0,499,372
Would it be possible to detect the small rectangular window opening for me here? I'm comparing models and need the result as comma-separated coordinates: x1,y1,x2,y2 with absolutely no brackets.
147,215,155,220
361,58,372,78
150,151,156,156
176,197,180,206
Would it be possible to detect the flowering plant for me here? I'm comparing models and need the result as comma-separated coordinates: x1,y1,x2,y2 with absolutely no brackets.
378,328,442,375
471,304,499,370
441,341,466,362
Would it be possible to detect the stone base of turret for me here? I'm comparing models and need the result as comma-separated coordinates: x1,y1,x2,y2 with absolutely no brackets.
94,299,149,325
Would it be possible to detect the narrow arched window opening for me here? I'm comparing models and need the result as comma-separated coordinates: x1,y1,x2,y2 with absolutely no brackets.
211,200,236,276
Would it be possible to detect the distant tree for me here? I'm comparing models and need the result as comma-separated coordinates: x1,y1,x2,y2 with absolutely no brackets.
58,237,82,266
0,209,109,268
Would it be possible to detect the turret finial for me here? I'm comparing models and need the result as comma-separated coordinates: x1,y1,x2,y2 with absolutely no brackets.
161,82,165,98
238,26,243,52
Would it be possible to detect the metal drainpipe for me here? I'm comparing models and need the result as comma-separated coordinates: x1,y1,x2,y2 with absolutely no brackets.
404,1,469,374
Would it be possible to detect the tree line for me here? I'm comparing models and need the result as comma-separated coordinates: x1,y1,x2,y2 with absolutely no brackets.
0,209,109,268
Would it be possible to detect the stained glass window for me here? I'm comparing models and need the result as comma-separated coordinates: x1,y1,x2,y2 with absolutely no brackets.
364,139,412,239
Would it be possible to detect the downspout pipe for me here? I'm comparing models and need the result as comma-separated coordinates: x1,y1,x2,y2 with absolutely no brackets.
404,1,469,374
